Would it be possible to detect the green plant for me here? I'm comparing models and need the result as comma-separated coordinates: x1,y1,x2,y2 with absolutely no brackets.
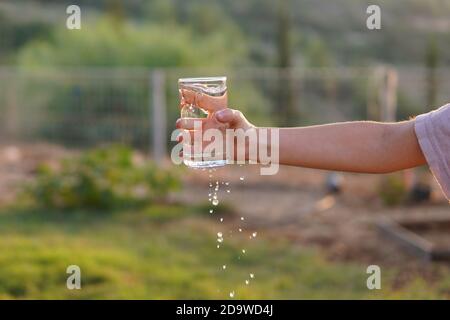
0,205,445,299
23,145,180,211
16,17,255,146
378,174,407,206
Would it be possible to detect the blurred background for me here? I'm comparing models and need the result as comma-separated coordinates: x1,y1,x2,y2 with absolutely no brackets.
0,0,449,299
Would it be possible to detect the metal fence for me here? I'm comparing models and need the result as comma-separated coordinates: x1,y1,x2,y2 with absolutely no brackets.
1,66,449,160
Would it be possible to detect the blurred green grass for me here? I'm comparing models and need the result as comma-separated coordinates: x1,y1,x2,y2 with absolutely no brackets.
0,205,447,299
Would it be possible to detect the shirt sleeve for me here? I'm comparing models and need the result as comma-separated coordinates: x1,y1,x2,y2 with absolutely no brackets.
414,104,450,201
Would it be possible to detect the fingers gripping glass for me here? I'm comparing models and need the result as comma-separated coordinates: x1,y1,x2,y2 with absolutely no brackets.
178,77,228,168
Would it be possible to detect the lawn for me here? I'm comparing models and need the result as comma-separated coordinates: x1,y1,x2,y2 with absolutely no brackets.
0,204,447,299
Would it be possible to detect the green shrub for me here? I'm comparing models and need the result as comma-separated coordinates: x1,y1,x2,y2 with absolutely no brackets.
15,17,263,146
23,145,180,211
18,18,244,68
378,174,407,206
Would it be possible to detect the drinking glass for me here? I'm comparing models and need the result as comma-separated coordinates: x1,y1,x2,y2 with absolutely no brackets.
178,76,228,168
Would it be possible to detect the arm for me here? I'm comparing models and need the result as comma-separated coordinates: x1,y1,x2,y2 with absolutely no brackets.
272,120,426,173
178,90,427,174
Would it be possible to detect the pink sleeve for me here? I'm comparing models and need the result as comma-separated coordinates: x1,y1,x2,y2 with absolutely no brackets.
414,104,450,201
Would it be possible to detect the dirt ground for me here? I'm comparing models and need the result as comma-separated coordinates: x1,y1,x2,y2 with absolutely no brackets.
1,143,450,286
180,164,449,260
178,161,450,288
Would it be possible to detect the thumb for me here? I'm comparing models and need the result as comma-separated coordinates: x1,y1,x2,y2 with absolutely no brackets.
215,109,240,124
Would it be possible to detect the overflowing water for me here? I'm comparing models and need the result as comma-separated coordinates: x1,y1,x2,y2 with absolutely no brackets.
205,169,258,299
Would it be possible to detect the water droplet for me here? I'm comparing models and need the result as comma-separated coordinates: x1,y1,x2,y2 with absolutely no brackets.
250,273,254,279
217,238,223,243
209,209,213,214
239,176,245,181
208,193,212,197
226,190,231,193
217,232,223,237
229,291,235,298
252,232,257,238
242,249,246,254
241,217,245,221
212,199,219,206
225,182,229,186
222,265,226,270
245,280,249,285
217,245,220,249
209,183,213,187
238,228,242,232
220,218,223,222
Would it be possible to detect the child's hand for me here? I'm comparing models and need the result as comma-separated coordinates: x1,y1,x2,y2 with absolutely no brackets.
176,89,255,161
176,89,254,133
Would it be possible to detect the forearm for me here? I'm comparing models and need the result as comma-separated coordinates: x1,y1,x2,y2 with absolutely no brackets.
262,120,426,173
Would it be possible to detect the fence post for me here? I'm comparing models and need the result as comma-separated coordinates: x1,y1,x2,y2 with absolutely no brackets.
150,69,167,163
380,67,398,122
368,66,398,122
367,67,382,121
